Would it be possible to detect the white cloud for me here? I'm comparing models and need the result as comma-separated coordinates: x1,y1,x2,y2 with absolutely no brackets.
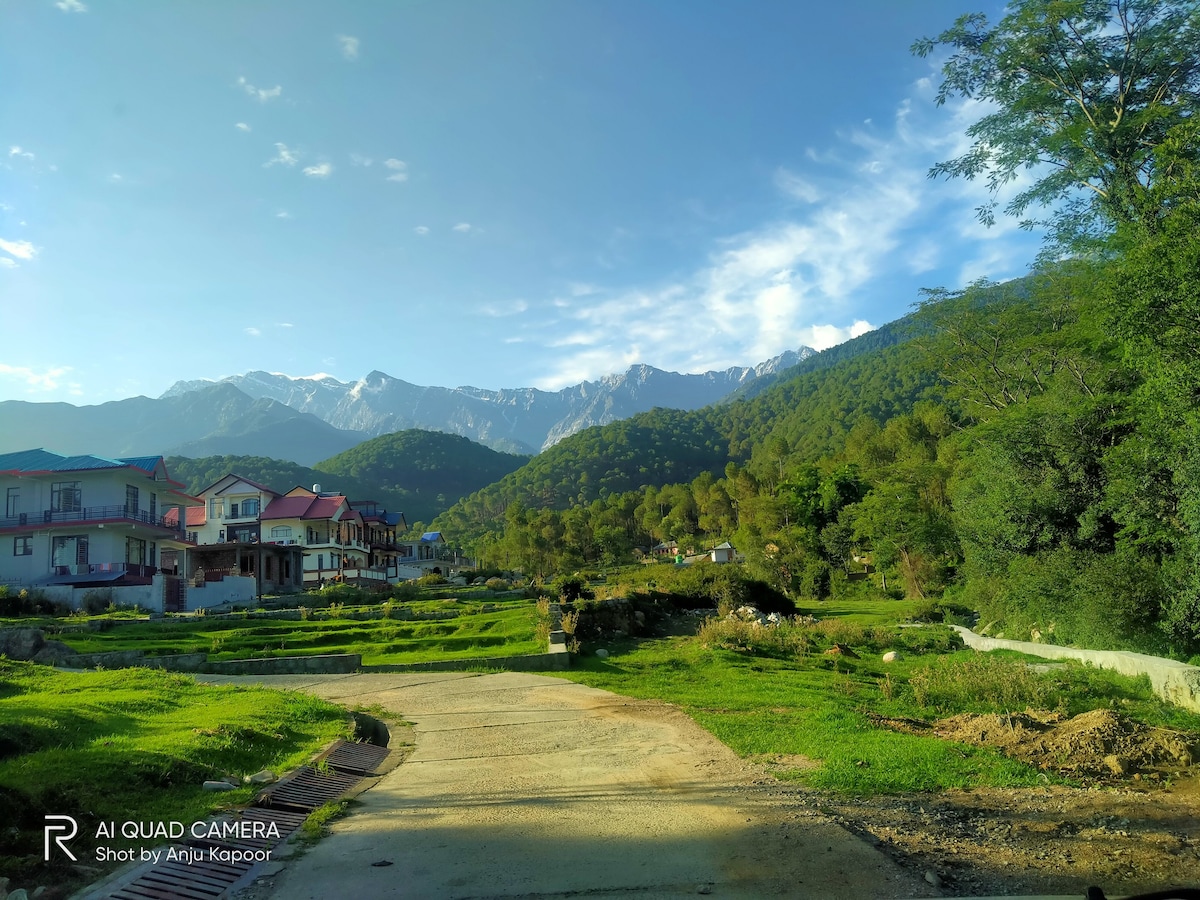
265,143,298,167
237,76,282,103
350,153,373,167
0,238,37,261
108,173,123,183
481,300,529,318
0,363,71,391
0,257,16,269
384,158,408,182
55,0,86,11
452,222,472,233
275,210,292,219
8,146,34,161
413,225,429,236
277,322,294,328
337,34,359,60
302,162,333,178
235,122,251,132
525,75,1039,390
245,327,261,337
774,167,820,203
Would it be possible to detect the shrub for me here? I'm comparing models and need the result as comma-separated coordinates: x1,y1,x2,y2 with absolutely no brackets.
82,589,114,615
484,577,510,592
417,573,446,587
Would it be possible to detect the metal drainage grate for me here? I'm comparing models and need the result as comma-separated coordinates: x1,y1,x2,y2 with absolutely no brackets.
253,765,361,813
108,854,255,900
323,740,391,776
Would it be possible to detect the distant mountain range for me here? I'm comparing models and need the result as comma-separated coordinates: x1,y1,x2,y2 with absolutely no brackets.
1,349,815,464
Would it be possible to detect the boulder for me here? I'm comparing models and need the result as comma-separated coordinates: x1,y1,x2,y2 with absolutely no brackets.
31,640,79,666
881,651,900,663
0,628,45,661
595,649,609,659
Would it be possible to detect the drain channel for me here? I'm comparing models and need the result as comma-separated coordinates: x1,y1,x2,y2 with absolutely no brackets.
87,740,393,900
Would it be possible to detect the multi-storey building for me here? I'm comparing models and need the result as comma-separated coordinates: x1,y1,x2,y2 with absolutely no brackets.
0,448,201,608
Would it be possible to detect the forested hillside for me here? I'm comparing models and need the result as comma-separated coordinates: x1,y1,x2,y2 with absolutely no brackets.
168,429,527,525
433,0,1200,660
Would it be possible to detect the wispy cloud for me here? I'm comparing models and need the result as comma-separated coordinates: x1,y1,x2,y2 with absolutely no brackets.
337,34,359,60
350,153,372,167
235,122,251,132
413,225,429,236
237,76,282,103
8,146,34,162
108,173,123,184
526,76,1035,389
265,143,298,167
452,222,472,233
302,162,333,178
277,322,294,328
0,238,37,261
0,258,16,269
55,0,86,12
0,363,71,391
774,167,820,203
384,158,408,182
481,299,529,318
275,210,292,220
245,327,261,337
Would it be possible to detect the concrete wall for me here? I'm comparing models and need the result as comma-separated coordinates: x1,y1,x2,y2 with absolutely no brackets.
950,625,1200,714
60,651,361,676
187,575,256,609
39,579,165,613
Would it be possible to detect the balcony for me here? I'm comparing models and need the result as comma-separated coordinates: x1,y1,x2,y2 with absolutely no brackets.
1,505,182,532
47,562,160,582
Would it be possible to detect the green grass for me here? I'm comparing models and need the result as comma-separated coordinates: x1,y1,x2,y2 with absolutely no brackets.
31,598,542,664
0,659,351,889
553,613,1200,795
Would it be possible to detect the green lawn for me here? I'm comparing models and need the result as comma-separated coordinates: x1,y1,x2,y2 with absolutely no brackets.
28,597,542,664
0,659,351,890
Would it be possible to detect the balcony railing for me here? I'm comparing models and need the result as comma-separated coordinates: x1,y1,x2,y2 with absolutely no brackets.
1,506,182,531
52,562,160,578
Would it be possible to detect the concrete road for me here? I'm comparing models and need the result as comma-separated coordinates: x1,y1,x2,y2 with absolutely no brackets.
212,671,936,899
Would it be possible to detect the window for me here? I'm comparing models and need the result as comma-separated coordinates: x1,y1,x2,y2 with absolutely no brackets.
126,537,146,566
242,498,260,516
6,487,18,518
126,484,139,516
317,553,325,570
52,535,87,569
13,536,31,556
271,525,292,540
209,498,224,518
51,481,82,513
229,502,239,518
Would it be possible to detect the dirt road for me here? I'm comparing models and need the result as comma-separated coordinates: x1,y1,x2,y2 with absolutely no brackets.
213,671,936,899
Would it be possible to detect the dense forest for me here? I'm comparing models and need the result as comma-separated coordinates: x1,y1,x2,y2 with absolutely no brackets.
431,0,1200,659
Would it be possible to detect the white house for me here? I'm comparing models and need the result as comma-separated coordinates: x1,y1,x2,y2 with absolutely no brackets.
0,448,201,610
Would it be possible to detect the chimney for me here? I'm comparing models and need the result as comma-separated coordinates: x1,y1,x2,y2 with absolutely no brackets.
313,484,322,494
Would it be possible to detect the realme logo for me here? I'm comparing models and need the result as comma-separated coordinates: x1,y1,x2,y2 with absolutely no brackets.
44,815,78,861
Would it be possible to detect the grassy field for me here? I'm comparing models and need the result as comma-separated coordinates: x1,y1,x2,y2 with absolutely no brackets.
18,596,542,664
553,611,1200,794
0,659,351,889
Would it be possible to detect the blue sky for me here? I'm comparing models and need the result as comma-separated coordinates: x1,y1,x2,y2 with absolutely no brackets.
0,0,1038,404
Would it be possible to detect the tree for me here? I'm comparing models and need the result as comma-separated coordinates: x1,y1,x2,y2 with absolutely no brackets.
914,0,1200,250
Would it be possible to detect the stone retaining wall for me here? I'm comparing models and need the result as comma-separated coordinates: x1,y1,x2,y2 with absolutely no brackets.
362,651,569,674
950,625,1200,714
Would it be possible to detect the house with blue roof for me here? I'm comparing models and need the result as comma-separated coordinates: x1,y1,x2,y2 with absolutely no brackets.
0,448,203,610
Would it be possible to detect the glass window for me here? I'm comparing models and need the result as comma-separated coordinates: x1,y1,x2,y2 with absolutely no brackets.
271,525,292,539
126,484,139,515
51,481,82,513
6,487,18,518
242,498,260,516
13,536,32,556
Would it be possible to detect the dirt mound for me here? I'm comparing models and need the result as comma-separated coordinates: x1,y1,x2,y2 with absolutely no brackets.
932,708,1196,778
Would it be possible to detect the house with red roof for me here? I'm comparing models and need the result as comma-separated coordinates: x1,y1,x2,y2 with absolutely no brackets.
0,448,201,610
260,485,382,587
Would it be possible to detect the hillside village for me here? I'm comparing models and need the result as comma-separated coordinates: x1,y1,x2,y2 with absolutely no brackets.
0,448,458,612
